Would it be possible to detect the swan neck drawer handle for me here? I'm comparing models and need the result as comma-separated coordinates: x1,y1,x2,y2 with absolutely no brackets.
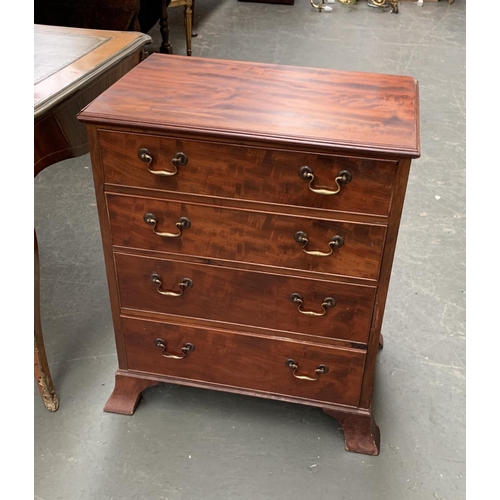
155,338,194,359
138,148,188,176
290,293,335,316
286,359,329,381
294,231,344,257
144,213,191,238
299,166,351,195
150,273,193,296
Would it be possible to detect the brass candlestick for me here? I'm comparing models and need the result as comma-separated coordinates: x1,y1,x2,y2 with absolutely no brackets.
310,0,335,12
367,0,399,13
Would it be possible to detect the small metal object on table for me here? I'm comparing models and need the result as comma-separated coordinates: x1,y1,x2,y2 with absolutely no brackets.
34,25,151,411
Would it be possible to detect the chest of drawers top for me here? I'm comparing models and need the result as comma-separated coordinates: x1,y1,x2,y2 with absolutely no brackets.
78,54,420,159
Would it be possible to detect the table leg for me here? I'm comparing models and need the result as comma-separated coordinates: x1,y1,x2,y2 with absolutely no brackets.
34,231,59,412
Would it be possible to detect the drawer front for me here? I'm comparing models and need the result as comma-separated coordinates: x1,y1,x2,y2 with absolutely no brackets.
107,194,386,280
115,253,376,343
99,130,398,217
121,317,366,407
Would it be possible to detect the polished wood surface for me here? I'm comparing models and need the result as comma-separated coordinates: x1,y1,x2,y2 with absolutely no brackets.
80,55,420,454
104,373,159,415
35,25,151,118
114,252,376,343
169,0,193,56
98,130,399,217
358,158,412,409
79,54,420,158
323,408,381,456
106,193,387,280
34,25,151,411
35,26,151,174
121,317,366,407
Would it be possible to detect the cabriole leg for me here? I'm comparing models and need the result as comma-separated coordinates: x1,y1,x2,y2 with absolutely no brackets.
35,231,59,412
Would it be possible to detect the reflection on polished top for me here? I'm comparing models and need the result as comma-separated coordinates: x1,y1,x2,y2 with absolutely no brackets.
79,53,420,159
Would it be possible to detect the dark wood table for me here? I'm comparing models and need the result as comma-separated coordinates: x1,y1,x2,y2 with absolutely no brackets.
34,25,151,411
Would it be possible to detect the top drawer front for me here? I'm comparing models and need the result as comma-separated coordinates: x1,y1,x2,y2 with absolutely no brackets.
99,130,398,217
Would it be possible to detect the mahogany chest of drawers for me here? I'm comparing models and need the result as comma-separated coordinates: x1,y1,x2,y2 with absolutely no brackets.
78,54,420,456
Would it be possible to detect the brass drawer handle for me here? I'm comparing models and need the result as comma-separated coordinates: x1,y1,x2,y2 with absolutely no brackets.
138,148,188,177
299,166,351,195
155,338,195,359
143,213,191,238
294,231,344,257
290,293,335,316
286,359,329,381
150,273,193,296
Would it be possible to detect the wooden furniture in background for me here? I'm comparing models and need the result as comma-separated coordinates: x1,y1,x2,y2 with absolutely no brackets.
34,25,151,411
169,0,194,55
34,0,173,55
78,54,420,454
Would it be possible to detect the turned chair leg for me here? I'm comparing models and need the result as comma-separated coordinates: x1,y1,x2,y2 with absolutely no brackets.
184,2,193,56
159,0,173,54
191,0,197,37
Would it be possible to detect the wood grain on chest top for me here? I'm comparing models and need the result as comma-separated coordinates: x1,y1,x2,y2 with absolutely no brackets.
79,54,420,158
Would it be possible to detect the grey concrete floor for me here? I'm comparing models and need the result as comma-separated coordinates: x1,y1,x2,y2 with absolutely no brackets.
34,1,466,499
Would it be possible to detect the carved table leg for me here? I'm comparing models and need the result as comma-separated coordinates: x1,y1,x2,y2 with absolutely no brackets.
104,373,159,415
324,408,380,455
159,0,173,54
34,231,59,412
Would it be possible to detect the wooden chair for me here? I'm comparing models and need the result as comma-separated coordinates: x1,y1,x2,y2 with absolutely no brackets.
169,0,194,56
